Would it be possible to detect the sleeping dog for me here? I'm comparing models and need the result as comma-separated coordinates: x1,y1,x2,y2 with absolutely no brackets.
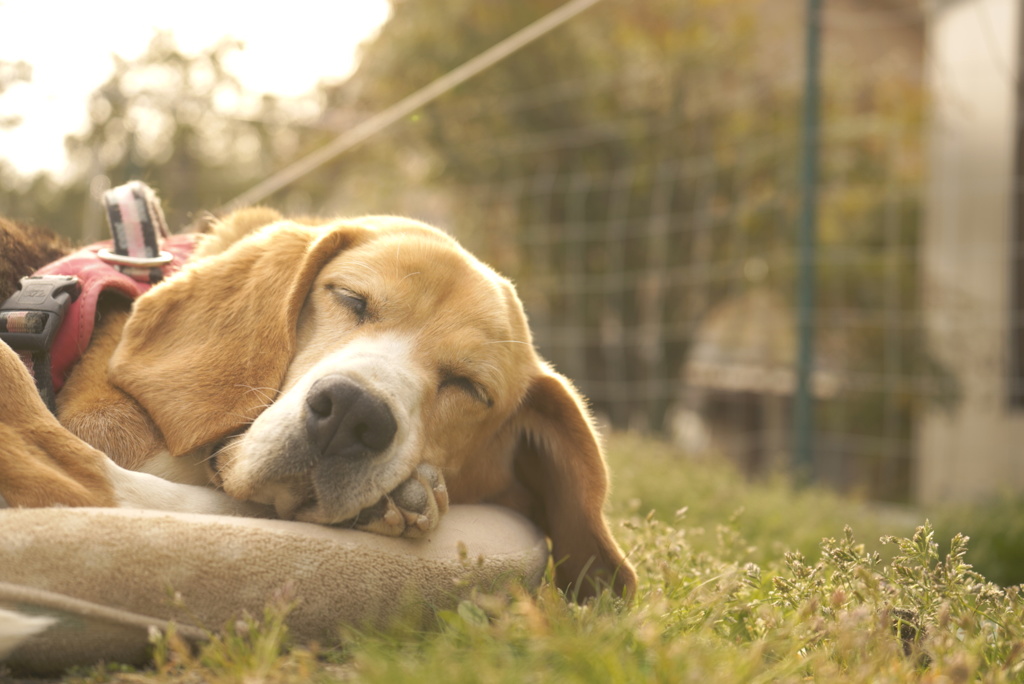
0,208,635,600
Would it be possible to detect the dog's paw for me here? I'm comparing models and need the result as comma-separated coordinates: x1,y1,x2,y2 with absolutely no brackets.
351,464,449,538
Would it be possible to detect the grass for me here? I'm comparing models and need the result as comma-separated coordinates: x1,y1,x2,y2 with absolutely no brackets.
23,433,1024,682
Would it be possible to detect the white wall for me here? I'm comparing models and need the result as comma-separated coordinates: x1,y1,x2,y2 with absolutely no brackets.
918,0,1024,503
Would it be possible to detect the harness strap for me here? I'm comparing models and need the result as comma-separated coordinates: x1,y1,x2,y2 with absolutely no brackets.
101,181,172,283
0,275,81,413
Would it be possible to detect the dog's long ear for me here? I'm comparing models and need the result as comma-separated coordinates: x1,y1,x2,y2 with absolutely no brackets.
510,370,636,602
109,220,371,456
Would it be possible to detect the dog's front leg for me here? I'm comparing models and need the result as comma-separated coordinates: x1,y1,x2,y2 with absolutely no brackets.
0,340,271,518
103,460,273,517
0,341,116,508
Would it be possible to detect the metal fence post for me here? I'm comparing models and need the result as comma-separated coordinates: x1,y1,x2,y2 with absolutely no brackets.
794,0,822,480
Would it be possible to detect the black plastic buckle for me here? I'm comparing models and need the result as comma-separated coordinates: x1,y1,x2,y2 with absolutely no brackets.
0,275,81,352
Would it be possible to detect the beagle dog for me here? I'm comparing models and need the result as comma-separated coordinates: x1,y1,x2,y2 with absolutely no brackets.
0,209,635,600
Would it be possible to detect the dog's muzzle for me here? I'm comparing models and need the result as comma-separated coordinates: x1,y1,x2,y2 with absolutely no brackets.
222,333,426,523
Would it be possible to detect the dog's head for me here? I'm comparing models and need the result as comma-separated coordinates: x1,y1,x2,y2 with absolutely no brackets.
110,210,635,600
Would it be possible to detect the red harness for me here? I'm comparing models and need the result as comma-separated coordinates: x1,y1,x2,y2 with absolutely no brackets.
32,234,198,392
1,181,196,411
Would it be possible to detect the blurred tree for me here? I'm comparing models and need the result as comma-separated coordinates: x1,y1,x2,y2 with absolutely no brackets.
0,59,32,130
63,31,309,232
0,33,314,236
0,56,88,237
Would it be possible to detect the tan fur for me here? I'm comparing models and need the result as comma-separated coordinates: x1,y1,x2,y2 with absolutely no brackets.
56,309,164,472
191,206,287,260
0,210,636,600
0,341,115,508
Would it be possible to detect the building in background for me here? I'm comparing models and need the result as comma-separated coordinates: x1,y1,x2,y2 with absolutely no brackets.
918,0,1024,503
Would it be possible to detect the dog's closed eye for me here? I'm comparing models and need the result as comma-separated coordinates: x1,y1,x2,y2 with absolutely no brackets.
439,372,492,407
327,285,369,322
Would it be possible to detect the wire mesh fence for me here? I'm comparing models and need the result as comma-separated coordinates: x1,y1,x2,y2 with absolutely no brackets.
325,0,936,502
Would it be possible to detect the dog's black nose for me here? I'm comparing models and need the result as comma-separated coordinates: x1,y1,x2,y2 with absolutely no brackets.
305,375,397,460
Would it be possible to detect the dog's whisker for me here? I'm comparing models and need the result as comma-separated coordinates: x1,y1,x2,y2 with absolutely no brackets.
217,397,275,424
235,384,282,403
235,383,281,393
199,446,230,465
218,410,260,424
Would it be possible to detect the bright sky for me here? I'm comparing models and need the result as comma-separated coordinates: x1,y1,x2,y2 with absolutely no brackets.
0,0,391,176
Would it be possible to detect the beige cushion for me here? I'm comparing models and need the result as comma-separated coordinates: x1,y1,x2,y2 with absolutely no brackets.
0,505,548,676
